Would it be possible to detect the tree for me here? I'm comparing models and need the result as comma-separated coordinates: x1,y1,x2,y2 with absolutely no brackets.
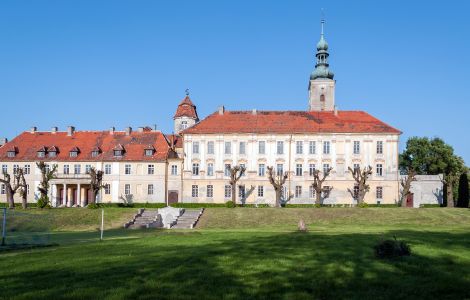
400,169,416,207
457,172,469,208
399,137,465,207
19,170,28,209
228,165,245,206
267,166,288,207
348,166,372,204
311,167,333,205
36,162,57,207
0,169,26,209
89,167,104,205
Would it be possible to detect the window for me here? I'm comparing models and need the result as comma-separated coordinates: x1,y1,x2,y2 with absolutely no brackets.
1,165,6,175
104,184,111,195
258,141,266,155
171,165,178,176
309,141,316,154
376,186,383,199
207,185,214,198
309,185,316,198
353,163,360,171
125,164,131,175
181,121,188,130
49,151,57,158
323,141,330,154
192,163,199,176
323,163,330,174
145,149,154,157
206,163,214,176
296,164,303,176
124,184,131,195
224,185,232,198
224,164,231,177
224,142,232,155
114,150,123,157
192,142,200,154
353,141,360,155
148,184,154,195
24,165,30,175
240,164,246,176
377,141,383,154
37,151,45,158
74,165,81,174
45,164,50,173
258,164,265,177
258,185,264,197
239,142,246,155
7,151,15,158
295,186,302,198
309,164,316,176
277,141,284,155
276,164,284,176
63,165,70,175
85,165,91,174
239,185,245,198
105,164,112,175
69,151,78,158
91,150,99,158
148,164,155,175
192,185,199,198
376,164,383,176
296,141,303,155
353,184,359,199
13,164,19,174
207,141,214,155
1,184,5,194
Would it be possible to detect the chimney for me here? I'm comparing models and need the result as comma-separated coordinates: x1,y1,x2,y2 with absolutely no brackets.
138,127,144,133
334,106,338,116
252,109,257,115
125,127,132,136
218,106,225,115
67,126,75,136
30,126,37,134
109,127,115,134
51,127,58,134
0,138,7,147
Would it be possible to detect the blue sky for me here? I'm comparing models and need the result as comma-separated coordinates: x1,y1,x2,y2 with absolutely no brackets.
0,0,469,164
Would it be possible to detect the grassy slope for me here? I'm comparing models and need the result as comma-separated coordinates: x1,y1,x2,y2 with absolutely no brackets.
0,208,469,299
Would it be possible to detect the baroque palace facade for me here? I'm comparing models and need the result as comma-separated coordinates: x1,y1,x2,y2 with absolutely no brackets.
0,22,401,206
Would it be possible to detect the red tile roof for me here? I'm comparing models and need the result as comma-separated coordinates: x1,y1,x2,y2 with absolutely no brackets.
174,96,199,120
0,130,171,162
182,110,401,134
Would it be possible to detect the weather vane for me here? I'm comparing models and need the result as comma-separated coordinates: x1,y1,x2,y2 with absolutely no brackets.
185,88,190,96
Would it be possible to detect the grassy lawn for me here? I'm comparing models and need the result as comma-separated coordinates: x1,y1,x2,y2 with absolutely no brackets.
1,208,469,299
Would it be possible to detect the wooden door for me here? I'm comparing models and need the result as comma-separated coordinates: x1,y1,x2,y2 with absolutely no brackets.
406,193,414,208
168,191,178,205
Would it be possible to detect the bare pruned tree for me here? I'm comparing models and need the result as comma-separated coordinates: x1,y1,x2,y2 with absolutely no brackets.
267,166,288,207
348,166,373,204
19,169,28,209
0,168,26,209
311,167,333,205
228,165,246,206
36,162,57,206
89,167,104,205
400,169,416,207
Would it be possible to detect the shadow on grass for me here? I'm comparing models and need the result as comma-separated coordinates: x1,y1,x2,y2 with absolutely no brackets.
0,229,469,299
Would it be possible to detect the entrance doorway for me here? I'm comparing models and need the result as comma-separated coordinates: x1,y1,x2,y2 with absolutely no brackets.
168,191,179,205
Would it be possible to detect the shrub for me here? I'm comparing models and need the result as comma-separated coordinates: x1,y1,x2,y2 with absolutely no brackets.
87,203,102,209
419,204,441,208
374,236,411,259
225,201,235,208
171,203,226,208
358,202,369,208
37,196,50,209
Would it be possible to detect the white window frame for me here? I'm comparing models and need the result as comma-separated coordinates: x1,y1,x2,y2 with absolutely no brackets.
258,164,265,177
192,163,199,176
207,141,214,155
105,164,112,175
258,185,264,197
277,141,284,155
296,141,303,155
353,141,360,155
148,184,154,195
258,141,266,155
125,164,131,175
323,141,330,154
207,163,214,176
192,142,200,154
296,164,303,176
207,185,214,198
148,164,155,175
192,185,199,198
124,184,131,195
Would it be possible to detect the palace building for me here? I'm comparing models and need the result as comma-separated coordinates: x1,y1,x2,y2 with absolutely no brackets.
0,20,402,206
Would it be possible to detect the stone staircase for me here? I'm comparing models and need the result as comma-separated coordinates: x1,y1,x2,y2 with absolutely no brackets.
171,208,204,229
124,209,162,229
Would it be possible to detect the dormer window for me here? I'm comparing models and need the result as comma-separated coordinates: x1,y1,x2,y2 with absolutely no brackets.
91,147,101,158
113,144,125,157
37,146,47,158
48,146,59,158
7,147,17,158
144,145,155,157
69,147,80,158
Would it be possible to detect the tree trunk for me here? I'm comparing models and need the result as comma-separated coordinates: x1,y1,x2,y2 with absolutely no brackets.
315,189,321,205
6,187,14,209
21,192,27,209
231,184,236,206
275,189,281,208
447,181,454,208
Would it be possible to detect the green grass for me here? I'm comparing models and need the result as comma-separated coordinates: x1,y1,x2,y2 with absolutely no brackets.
1,208,470,299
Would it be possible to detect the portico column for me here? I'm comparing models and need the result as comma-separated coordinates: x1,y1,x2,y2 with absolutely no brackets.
67,186,73,207
80,186,86,207
51,184,57,207
77,184,81,207
62,184,67,207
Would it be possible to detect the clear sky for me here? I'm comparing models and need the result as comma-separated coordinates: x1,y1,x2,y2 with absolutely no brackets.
0,0,469,164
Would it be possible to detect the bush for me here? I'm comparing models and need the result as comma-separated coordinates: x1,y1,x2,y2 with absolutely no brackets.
358,202,369,208
37,197,50,209
87,203,102,209
419,204,441,208
374,236,411,259
225,201,235,208
170,203,226,208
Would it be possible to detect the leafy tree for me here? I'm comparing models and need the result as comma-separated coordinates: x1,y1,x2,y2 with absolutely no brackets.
267,166,288,207
228,165,245,206
36,162,57,207
311,167,333,205
457,172,469,208
399,137,465,207
348,166,372,204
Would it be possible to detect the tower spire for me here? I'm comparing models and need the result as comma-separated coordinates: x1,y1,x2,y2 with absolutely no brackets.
310,15,334,80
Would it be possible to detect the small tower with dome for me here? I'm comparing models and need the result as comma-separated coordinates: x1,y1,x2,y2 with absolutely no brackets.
308,18,336,111
174,90,199,134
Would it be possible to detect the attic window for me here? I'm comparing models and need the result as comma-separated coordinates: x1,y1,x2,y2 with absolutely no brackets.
114,150,123,157
7,151,16,158
37,151,45,158
144,145,155,157
49,151,57,158
91,147,101,158
69,147,80,158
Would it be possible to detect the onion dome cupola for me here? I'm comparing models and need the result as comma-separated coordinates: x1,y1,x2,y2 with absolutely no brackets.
173,89,199,134
310,19,334,80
